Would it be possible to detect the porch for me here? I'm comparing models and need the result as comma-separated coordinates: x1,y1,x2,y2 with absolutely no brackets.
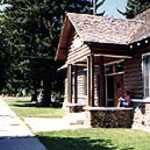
65,52,132,108
65,53,133,128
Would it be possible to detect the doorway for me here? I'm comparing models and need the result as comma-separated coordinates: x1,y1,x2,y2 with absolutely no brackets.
105,74,124,107
105,60,124,107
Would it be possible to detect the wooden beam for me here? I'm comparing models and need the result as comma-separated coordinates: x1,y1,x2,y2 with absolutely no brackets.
67,64,73,103
87,56,91,106
98,56,106,106
74,66,78,103
87,55,95,107
90,55,95,107
93,53,132,59
86,42,129,51
73,64,86,67
92,48,131,57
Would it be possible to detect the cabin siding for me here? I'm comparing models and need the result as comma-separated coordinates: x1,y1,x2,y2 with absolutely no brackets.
64,69,87,105
64,67,100,106
66,34,91,64
124,57,143,99
64,57,144,106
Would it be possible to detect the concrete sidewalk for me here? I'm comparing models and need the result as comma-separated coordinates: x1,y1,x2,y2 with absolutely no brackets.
0,99,46,150
24,112,88,132
24,117,87,132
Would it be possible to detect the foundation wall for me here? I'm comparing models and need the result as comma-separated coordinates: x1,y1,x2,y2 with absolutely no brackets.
84,107,133,128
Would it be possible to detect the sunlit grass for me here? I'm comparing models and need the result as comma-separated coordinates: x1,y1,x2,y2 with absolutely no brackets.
6,97,64,119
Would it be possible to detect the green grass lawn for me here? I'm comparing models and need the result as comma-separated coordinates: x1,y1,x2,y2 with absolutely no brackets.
37,128,150,150
5,97,150,150
5,97,64,118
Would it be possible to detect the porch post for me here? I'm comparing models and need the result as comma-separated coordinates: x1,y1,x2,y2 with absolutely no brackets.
98,56,106,106
87,55,95,106
67,64,73,103
74,65,78,103
87,56,91,106
90,55,95,107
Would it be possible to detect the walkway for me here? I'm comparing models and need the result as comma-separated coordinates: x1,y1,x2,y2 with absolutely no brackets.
24,112,88,132
0,99,46,150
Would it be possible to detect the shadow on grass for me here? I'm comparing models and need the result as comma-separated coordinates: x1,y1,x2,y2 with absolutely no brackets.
120,147,134,150
13,100,30,103
11,102,62,109
37,136,134,150
10,103,35,108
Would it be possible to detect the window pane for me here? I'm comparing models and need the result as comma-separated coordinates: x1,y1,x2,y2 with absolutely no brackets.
115,62,124,72
105,65,113,74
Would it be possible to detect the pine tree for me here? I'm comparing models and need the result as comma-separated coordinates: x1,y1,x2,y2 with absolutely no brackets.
125,0,150,18
0,0,93,104
1,0,106,105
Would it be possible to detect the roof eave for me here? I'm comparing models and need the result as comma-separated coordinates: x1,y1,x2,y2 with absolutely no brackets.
85,41,129,49
55,15,68,61
55,14,75,61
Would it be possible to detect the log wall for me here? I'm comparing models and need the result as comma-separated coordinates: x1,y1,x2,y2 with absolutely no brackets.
124,56,143,99
66,34,91,64
64,69,87,105
64,67,100,106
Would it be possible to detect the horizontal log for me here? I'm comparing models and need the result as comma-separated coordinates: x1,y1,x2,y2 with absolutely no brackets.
68,44,89,54
67,53,90,64
67,48,90,61
67,48,90,60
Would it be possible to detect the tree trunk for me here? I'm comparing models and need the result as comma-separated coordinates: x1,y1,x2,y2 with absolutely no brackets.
40,80,51,106
31,80,38,102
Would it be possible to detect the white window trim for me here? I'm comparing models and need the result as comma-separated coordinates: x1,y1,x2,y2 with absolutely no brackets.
142,52,150,98
104,59,124,66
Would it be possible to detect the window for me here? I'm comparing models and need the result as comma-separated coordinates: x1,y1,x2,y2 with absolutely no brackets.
105,65,113,74
142,53,150,97
105,61,124,75
115,62,124,73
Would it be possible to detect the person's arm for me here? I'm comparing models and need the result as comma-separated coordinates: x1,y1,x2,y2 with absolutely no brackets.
117,97,124,107
117,100,120,107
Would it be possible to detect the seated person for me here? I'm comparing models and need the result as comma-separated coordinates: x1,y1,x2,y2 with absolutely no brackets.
117,90,131,107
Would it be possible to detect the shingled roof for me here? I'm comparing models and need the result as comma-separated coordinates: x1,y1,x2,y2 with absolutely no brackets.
135,8,150,22
67,13,149,45
132,8,150,43
56,11,150,60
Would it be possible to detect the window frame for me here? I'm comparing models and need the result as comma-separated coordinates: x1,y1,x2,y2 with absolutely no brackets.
142,52,150,98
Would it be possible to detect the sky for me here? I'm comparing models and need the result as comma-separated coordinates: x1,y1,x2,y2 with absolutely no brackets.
99,0,128,18
0,4,11,11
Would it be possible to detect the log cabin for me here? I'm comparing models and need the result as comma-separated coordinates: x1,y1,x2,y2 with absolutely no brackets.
55,9,150,129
